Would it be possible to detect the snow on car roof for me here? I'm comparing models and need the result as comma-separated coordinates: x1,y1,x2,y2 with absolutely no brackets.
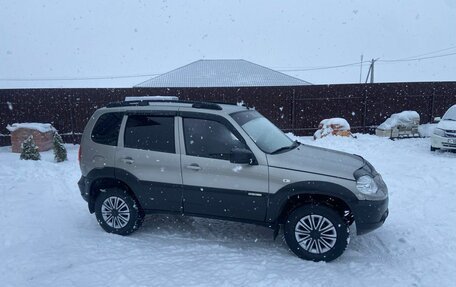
443,104,456,120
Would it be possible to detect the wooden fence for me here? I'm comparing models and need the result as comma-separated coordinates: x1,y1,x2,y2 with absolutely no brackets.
1,82,455,146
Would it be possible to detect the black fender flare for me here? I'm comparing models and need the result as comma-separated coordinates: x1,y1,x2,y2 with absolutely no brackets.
266,181,358,223
85,167,142,212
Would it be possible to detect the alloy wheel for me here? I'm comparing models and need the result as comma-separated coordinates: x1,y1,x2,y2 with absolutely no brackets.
101,196,131,229
294,214,338,254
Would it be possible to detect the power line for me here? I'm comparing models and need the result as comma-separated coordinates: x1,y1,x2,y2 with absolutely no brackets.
276,61,370,72
275,45,456,72
0,73,160,82
389,45,456,61
278,51,456,73
1,46,456,81
0,63,372,81
379,51,456,63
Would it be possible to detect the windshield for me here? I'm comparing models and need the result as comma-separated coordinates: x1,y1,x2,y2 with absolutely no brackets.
443,105,456,121
231,110,295,154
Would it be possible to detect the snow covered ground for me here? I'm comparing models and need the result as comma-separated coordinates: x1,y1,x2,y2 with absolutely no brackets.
1,135,456,286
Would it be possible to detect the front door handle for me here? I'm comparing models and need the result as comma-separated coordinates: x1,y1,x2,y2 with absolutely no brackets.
121,157,134,165
186,163,201,171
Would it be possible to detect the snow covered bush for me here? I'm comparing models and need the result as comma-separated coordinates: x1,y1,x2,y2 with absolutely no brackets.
20,135,41,160
53,132,67,162
313,118,352,139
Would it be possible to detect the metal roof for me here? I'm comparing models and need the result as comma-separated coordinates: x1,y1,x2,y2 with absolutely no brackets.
135,59,311,88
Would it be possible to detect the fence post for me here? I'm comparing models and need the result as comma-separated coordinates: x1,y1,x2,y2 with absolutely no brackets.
430,87,435,123
68,97,77,144
291,88,296,133
362,87,368,133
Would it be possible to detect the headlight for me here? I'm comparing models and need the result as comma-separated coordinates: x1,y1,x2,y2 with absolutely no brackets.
433,128,445,137
356,175,378,195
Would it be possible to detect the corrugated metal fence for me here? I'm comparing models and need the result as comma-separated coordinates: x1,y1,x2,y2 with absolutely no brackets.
1,82,456,146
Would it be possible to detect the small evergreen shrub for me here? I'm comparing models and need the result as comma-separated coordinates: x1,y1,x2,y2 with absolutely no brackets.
53,132,67,162
20,135,41,160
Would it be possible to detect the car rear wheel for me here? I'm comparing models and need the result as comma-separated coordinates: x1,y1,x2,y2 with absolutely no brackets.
284,204,349,262
94,187,144,235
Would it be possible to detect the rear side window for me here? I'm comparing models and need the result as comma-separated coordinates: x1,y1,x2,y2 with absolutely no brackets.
91,112,123,146
124,115,175,153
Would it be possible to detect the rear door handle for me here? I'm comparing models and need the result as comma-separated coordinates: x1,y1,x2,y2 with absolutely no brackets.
186,163,201,171
121,157,134,164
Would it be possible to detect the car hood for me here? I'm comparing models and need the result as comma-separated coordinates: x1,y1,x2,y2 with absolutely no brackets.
437,120,456,131
266,144,365,180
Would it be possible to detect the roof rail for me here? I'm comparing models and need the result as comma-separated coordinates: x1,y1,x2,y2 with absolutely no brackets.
191,102,222,110
125,96,179,101
105,99,239,110
106,99,189,108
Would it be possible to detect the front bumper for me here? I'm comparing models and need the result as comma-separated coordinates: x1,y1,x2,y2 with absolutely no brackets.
353,196,389,235
431,134,456,150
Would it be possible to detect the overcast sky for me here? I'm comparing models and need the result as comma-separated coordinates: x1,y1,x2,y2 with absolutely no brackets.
1,0,455,88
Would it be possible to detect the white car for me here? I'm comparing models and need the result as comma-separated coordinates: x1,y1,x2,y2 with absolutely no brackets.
431,104,456,151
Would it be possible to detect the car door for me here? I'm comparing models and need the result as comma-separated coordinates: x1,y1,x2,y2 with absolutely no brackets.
179,114,268,222
116,113,183,212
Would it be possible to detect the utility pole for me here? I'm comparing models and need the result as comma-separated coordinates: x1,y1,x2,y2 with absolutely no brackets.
370,58,375,83
359,54,363,83
365,58,379,84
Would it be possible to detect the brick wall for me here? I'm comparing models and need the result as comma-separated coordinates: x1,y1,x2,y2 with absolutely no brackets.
10,128,53,152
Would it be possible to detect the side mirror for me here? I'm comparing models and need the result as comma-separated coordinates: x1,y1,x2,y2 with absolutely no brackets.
434,117,441,123
230,148,255,165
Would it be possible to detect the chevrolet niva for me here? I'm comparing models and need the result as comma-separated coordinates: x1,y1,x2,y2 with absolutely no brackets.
78,99,388,262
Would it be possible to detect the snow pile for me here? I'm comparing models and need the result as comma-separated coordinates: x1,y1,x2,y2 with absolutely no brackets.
418,123,437,137
377,111,420,130
6,123,56,133
313,118,351,139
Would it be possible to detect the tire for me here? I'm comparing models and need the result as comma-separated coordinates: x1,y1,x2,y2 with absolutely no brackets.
284,204,349,262
94,187,144,235
430,146,439,152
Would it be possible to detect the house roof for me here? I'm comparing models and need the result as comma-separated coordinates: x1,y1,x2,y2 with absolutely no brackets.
135,59,311,88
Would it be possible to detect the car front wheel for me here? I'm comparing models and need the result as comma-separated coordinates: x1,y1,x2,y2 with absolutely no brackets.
284,204,349,262
94,187,144,235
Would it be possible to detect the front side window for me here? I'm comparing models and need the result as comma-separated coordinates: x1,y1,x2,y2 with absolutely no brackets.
231,110,295,154
183,118,245,160
91,112,123,146
124,115,175,153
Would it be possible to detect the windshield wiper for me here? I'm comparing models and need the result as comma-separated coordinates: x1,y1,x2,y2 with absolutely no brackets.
444,118,456,121
270,140,300,154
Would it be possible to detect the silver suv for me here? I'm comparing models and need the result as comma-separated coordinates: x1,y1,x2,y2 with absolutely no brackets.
78,99,388,262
